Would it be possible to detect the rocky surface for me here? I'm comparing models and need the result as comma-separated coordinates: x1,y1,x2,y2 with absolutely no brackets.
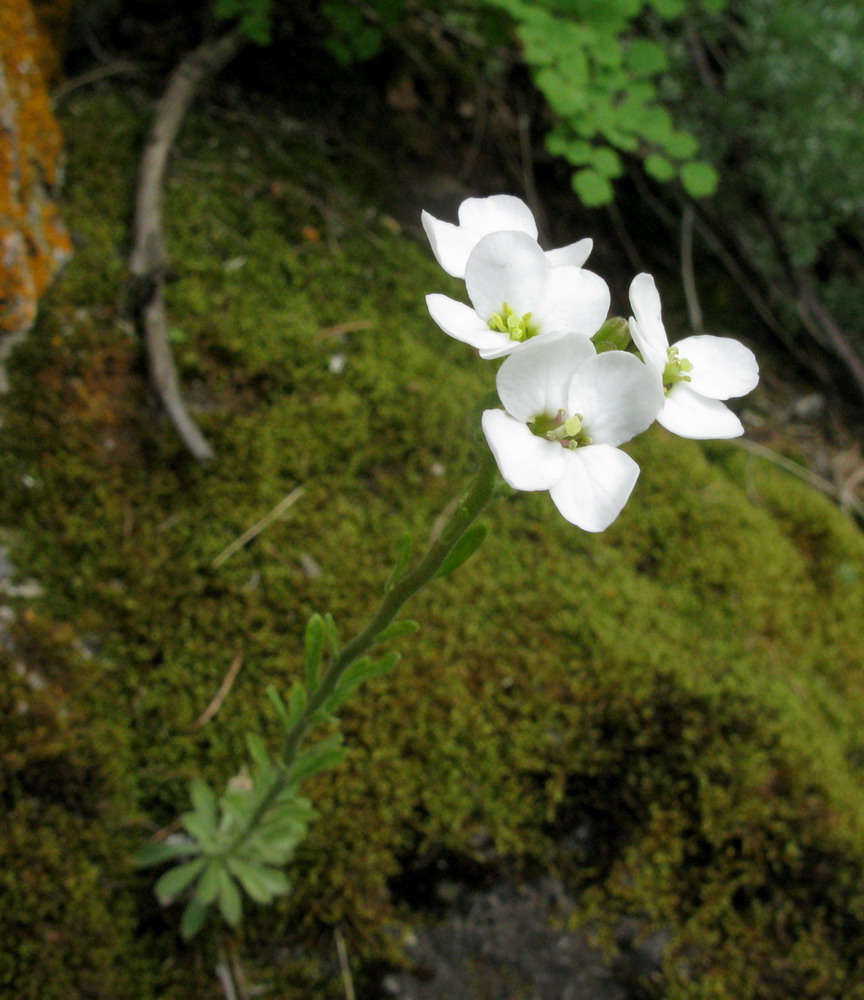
0,0,71,385
382,879,668,1000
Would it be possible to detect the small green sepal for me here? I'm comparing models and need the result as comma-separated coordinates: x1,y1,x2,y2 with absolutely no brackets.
591,316,631,353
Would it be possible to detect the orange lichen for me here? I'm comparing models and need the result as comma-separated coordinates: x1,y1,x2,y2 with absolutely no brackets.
0,0,71,339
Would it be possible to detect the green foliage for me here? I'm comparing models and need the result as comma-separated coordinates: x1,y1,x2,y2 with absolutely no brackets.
4,87,864,996
659,0,864,354
213,0,274,44
317,0,723,205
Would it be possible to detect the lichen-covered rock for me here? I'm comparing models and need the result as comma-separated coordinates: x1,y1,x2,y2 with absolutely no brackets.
0,0,71,369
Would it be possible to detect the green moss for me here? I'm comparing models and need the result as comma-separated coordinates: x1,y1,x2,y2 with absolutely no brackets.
2,85,864,997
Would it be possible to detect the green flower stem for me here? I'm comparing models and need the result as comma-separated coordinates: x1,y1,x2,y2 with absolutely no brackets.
226,445,501,853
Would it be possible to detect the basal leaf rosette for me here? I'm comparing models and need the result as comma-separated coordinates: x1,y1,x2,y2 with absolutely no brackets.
481,335,664,531
422,194,593,279
629,273,760,439
427,231,610,360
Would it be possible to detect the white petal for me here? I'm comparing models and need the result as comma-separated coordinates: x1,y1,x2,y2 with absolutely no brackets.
544,238,593,268
659,384,744,439
465,231,549,322
533,267,610,337
673,335,760,400
548,445,640,532
496,335,596,423
458,195,538,240
421,211,481,279
477,330,569,361
568,352,664,447
481,409,566,491
426,294,508,353
628,273,669,374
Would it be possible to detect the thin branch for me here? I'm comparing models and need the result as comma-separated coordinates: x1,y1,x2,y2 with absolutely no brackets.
52,60,144,103
735,438,864,522
129,30,246,461
335,928,356,1000
680,203,703,332
189,653,245,731
211,486,305,568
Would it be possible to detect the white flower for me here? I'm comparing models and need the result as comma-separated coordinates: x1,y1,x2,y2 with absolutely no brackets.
628,273,760,439
422,194,593,279
426,231,610,360
481,335,664,531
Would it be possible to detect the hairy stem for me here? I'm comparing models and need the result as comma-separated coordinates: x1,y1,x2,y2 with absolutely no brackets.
227,446,501,852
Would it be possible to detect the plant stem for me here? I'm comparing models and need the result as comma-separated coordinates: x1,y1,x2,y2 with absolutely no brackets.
227,446,501,851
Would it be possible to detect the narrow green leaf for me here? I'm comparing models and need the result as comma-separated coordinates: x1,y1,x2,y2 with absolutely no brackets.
266,684,290,726
323,613,340,658
190,780,217,829
384,533,413,592
287,680,308,727
194,860,223,906
181,811,216,845
217,869,243,926
375,619,420,644
180,898,210,940
330,652,402,708
291,746,348,783
134,839,199,868
246,733,270,768
154,857,206,900
436,522,488,578
227,857,290,904
304,613,325,689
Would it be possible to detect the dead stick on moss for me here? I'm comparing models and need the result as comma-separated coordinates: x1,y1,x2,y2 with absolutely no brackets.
189,652,245,731
735,438,864,521
211,486,306,568
129,30,246,462
335,928,356,1000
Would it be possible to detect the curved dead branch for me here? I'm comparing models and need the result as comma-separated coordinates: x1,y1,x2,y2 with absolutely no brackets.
129,30,246,461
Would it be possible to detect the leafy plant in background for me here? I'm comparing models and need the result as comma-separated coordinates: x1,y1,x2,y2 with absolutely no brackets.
140,195,758,936
212,0,724,206
655,0,864,396
314,0,725,206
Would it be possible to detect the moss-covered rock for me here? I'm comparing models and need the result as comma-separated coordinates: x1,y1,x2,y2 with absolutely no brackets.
2,85,864,998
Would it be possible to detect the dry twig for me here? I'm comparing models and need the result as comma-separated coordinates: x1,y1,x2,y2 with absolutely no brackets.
189,653,245,731
129,30,246,461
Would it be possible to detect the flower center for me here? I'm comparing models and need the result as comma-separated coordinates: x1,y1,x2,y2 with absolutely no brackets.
662,346,694,393
529,410,592,450
488,302,540,343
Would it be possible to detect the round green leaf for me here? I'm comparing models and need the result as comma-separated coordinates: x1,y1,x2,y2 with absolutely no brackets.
663,131,699,160
590,146,624,179
680,161,720,198
572,168,614,207
626,39,668,76
644,152,676,182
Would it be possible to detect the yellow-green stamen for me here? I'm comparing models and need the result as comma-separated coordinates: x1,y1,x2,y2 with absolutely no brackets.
528,410,592,449
662,346,694,393
489,302,540,343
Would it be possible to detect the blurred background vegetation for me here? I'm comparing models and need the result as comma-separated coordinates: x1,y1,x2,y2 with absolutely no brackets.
2,0,864,998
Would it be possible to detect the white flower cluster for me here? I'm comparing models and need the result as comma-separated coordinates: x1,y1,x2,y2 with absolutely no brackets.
423,195,760,532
